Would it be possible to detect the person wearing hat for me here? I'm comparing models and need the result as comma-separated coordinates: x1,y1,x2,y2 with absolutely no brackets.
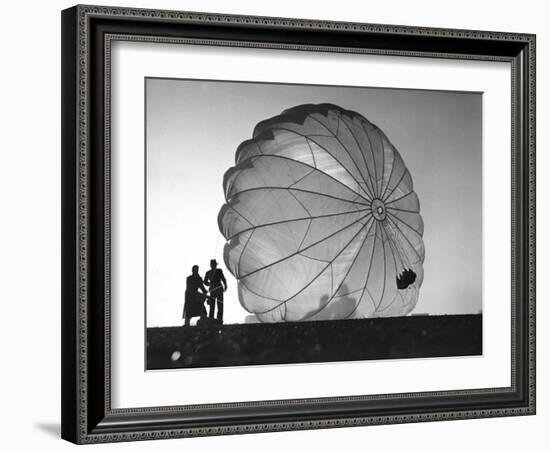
204,259,227,323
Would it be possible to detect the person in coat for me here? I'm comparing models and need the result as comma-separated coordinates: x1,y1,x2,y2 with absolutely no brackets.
204,259,227,322
183,265,208,326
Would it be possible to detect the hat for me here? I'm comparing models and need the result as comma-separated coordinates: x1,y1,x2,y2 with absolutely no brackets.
210,259,217,265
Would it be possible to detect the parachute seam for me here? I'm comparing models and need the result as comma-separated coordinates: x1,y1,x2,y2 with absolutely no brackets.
332,286,365,297
285,190,313,251
238,211,373,279
340,114,379,200
305,216,376,321
254,212,374,314
385,213,424,263
382,169,408,203
370,227,401,314
364,288,378,311
379,135,397,198
329,264,334,296
375,291,402,314
304,138,317,168
301,253,331,263
386,210,423,239
307,115,375,201
382,220,412,275
339,114,378,199
386,206,419,214
238,280,283,302
236,229,255,279
359,120,381,198
226,207,370,241
379,131,386,196
272,125,372,201
288,169,316,188
374,222,389,312
346,262,379,318
308,115,371,194
385,189,414,206
380,145,398,200
287,189,312,217
227,154,371,206
381,223,401,278
377,224,403,313
228,186,369,207
225,165,250,202
340,219,380,319
374,129,386,195
258,214,373,316
298,218,312,251
384,218,416,267
227,205,255,228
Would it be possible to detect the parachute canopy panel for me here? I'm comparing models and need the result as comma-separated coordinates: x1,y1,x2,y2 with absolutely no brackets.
218,104,425,323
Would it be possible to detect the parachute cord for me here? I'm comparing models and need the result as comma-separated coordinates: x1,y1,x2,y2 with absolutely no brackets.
384,220,412,270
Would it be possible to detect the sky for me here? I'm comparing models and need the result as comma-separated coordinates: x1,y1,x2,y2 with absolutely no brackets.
145,78,482,327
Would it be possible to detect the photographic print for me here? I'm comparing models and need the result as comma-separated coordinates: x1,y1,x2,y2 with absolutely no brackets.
61,8,535,441
145,78,482,370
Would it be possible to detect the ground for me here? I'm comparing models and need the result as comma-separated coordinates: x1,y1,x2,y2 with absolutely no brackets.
146,314,482,370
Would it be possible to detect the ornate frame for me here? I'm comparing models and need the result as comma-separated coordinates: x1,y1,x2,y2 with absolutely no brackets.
61,4,536,444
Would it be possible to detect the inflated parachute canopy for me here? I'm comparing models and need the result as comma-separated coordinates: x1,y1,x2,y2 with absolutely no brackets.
218,104,425,323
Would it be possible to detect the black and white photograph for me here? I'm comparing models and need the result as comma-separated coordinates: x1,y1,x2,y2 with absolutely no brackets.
145,78,483,370
54,2,537,446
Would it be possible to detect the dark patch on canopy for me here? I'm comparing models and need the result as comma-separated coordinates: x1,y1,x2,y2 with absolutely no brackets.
396,268,416,290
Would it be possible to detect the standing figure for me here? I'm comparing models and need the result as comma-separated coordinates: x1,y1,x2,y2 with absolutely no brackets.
204,259,227,323
183,265,208,326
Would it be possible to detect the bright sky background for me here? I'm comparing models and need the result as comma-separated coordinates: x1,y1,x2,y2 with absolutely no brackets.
146,78,482,327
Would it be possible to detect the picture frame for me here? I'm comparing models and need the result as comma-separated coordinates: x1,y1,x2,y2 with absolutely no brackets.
61,4,536,444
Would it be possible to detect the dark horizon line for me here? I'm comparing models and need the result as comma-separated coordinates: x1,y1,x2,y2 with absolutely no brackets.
146,312,483,329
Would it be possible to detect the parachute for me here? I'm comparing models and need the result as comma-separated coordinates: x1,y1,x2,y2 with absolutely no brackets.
218,104,425,323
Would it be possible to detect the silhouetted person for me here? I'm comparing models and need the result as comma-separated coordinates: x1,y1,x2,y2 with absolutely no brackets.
204,259,227,323
183,265,207,326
